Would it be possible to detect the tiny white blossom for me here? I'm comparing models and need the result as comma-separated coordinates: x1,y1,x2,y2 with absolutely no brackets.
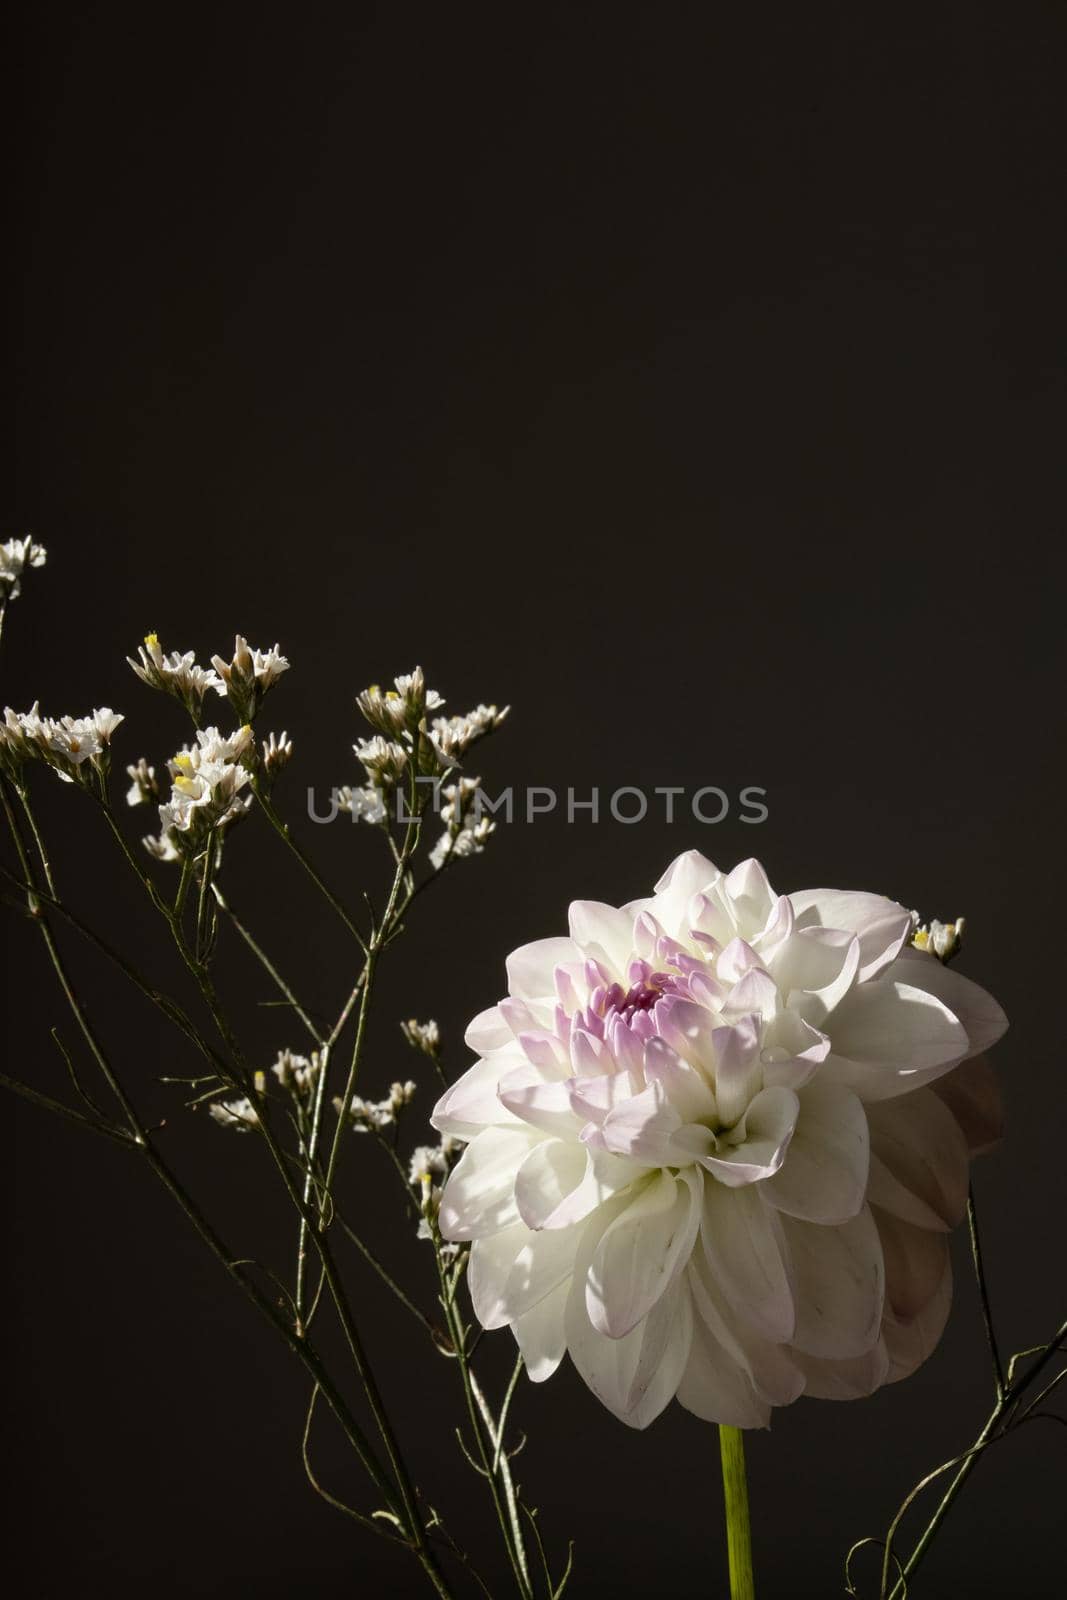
271,1048,321,1098
143,831,181,862
127,634,223,710
334,1079,418,1133
0,537,47,602
153,725,255,849
357,668,443,738
125,757,159,807
407,1136,457,1186
429,783,495,871
336,784,388,825
211,636,289,720
261,730,293,776
43,708,124,784
401,1018,441,1056
913,916,966,963
430,703,509,761
209,1096,259,1131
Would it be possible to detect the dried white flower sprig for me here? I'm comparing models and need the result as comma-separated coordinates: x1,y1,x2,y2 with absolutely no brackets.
0,536,47,604
211,635,290,723
0,703,123,787
128,634,223,718
335,1079,418,1133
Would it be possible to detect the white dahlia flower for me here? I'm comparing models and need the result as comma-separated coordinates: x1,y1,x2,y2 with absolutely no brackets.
431,854,1007,1429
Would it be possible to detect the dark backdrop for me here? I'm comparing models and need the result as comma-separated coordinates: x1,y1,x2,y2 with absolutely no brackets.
6,6,1066,1597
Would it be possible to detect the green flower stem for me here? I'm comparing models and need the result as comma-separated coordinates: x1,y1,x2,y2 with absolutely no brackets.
254,783,369,955
211,880,325,1047
719,1426,755,1600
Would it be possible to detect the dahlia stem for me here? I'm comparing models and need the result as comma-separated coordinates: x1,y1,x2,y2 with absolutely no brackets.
718,1425,755,1600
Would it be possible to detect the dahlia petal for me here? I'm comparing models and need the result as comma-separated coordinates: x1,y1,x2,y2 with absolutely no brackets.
675,1287,771,1428
724,858,777,940
701,1180,796,1342
506,937,583,1001
498,1066,584,1137
513,1279,569,1382
644,1035,718,1124
515,1138,590,1229
687,1251,804,1407
781,1206,884,1359
712,1015,764,1128
823,979,971,1101
931,1055,1004,1155
722,968,780,1024
431,1051,526,1137
438,1125,542,1240
717,937,765,984
771,927,860,1024
759,1009,830,1091
516,1030,568,1076
701,1086,799,1186
465,1004,514,1054
587,1169,701,1339
624,1278,694,1426
789,889,913,982
883,1251,953,1383
651,996,718,1068
865,1088,969,1230
687,890,735,947
653,849,720,894
874,1206,952,1319
504,1223,581,1319
752,895,795,961
469,1222,531,1328
567,900,635,977
563,1195,688,1428
761,1079,869,1224
893,949,1008,1057
596,1081,685,1166
792,1340,891,1399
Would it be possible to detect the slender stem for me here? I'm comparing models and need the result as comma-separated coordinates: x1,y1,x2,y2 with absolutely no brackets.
886,1316,1067,1597
966,1183,1005,1402
0,1068,132,1145
718,1426,755,1600
334,1212,439,1339
0,786,402,1526
254,784,368,954
212,880,324,1047
435,1241,532,1599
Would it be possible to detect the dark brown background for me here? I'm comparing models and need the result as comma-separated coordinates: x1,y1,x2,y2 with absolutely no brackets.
5,5,1065,1596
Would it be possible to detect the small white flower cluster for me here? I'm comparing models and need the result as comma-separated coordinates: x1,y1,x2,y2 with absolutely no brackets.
407,1135,457,1187
335,784,388,825
271,1047,322,1099
0,537,47,603
430,702,510,763
410,1135,461,1257
0,703,123,785
912,914,966,963
144,725,254,859
357,668,444,739
208,1095,259,1131
128,633,289,724
125,757,160,807
352,670,507,826
128,634,224,715
334,1079,417,1134
261,730,293,778
400,1017,440,1056
428,777,495,871
211,635,289,723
